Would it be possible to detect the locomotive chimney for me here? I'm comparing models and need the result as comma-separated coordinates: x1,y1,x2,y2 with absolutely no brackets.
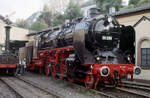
5,25,11,51
89,8,101,18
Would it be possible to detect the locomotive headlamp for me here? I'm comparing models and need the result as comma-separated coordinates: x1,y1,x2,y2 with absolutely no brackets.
134,66,141,75
96,56,100,61
100,66,110,77
108,17,112,22
127,56,130,61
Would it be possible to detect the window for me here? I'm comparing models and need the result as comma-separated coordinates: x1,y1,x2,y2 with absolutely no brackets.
141,48,150,68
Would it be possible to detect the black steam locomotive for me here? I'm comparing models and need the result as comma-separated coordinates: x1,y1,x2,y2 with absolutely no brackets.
26,8,140,89
0,26,18,75
38,9,135,64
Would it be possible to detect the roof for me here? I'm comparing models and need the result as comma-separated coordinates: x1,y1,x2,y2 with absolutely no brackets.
134,16,150,27
0,15,12,25
114,4,150,16
81,1,96,8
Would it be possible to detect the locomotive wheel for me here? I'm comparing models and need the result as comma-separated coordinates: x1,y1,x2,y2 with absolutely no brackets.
9,69,16,76
84,75,94,89
51,65,56,77
45,66,50,76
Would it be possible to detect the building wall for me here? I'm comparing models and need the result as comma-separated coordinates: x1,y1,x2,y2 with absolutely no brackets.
28,35,35,42
10,26,29,41
0,20,29,45
116,10,150,26
116,10,150,80
134,19,150,65
134,19,150,80
0,19,6,45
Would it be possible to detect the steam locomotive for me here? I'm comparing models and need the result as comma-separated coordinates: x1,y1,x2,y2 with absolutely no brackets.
26,8,141,89
0,26,18,75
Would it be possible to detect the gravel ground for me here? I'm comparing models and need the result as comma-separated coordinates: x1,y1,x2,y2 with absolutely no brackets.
18,72,107,98
0,79,20,98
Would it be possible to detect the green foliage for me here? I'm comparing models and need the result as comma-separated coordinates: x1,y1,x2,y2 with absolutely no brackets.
30,19,48,31
30,4,51,31
30,2,83,31
15,19,29,29
129,0,139,5
124,0,150,8
136,0,150,6
64,0,83,21
96,0,150,13
95,0,122,13
38,4,52,27
52,13,65,26
52,1,83,26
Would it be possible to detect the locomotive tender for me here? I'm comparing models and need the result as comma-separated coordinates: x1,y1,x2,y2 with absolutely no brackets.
26,8,141,89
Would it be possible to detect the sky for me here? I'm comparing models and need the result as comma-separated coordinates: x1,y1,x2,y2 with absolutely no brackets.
0,0,45,22
0,0,129,22
123,0,129,6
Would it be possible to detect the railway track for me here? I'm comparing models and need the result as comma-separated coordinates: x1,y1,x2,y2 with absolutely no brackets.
119,81,150,98
96,80,150,98
123,81,150,88
15,73,150,98
73,81,150,98
3,71,148,98
97,87,146,98
70,83,117,98
0,76,61,98
0,78,23,98
17,75,115,98
15,76,61,98
73,82,148,98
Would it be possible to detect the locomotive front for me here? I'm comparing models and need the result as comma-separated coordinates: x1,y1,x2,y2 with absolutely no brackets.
71,10,141,88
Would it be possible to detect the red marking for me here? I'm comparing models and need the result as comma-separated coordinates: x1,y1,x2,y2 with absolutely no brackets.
27,46,135,89
0,64,17,68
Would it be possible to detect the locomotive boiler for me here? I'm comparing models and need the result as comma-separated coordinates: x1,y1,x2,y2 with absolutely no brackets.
0,26,18,75
26,8,141,89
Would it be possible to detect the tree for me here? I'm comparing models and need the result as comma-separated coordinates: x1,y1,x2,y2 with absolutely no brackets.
128,0,150,8
52,12,65,26
15,19,30,29
64,0,83,21
38,4,53,27
30,19,48,31
137,0,150,6
95,0,122,13
128,0,140,7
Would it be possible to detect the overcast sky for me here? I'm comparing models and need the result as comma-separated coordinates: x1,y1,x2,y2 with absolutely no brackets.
0,0,45,22
0,0,129,22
